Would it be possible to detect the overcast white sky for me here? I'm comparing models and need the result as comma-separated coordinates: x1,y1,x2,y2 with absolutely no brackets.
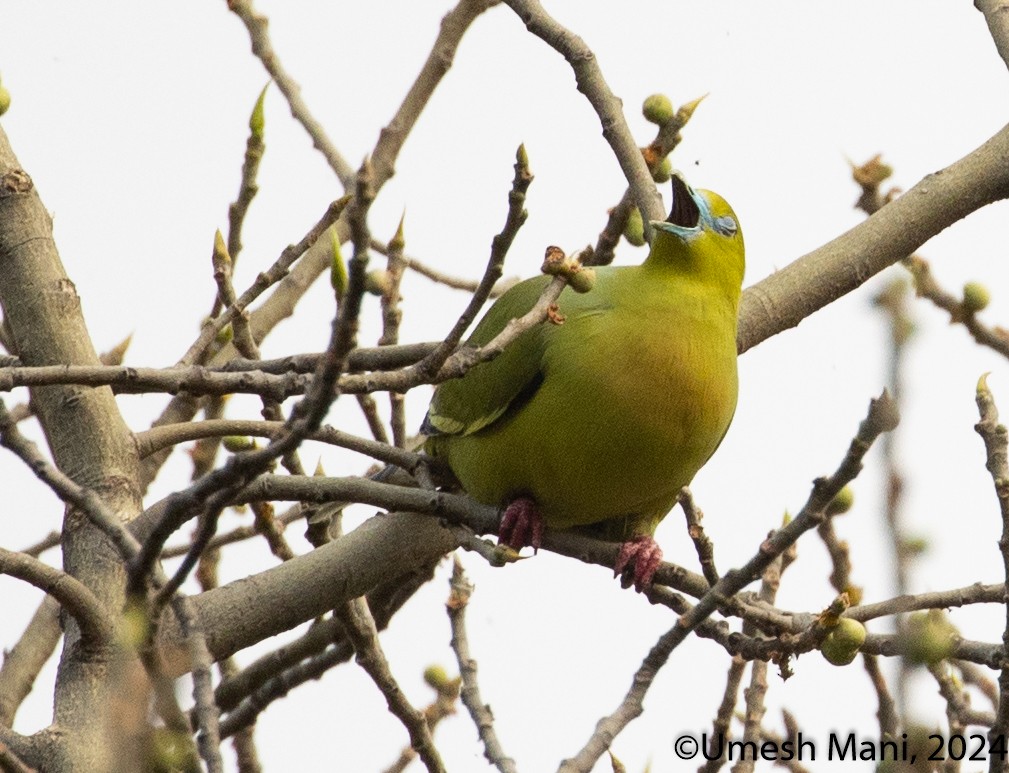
3,2,1009,771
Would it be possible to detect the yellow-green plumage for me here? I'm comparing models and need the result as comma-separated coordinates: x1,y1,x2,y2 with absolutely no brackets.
425,177,744,567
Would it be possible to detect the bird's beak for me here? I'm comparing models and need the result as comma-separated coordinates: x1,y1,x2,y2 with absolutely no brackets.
651,174,702,239
666,173,700,229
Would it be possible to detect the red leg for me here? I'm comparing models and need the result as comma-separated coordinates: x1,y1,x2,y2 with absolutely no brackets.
613,535,663,592
498,496,544,552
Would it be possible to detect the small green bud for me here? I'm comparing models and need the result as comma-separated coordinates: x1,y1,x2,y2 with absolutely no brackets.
820,617,867,666
330,229,348,300
212,229,231,274
215,323,233,345
623,207,646,247
843,585,864,606
0,85,10,117
902,536,929,556
651,156,672,184
250,83,268,138
962,281,990,314
121,599,151,648
642,93,674,125
222,436,254,453
516,142,529,168
567,267,596,294
902,610,957,666
148,728,195,773
675,93,708,125
825,485,855,516
389,211,406,252
365,269,393,297
103,333,133,366
423,665,450,691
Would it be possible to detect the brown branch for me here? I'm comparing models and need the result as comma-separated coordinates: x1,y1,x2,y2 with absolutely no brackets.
0,548,113,650
227,0,354,185
0,597,61,727
974,375,1009,760
380,217,408,447
976,0,1009,74
903,254,1009,360
738,123,1009,355
501,0,664,228
700,657,746,773
179,195,351,366
411,144,533,383
679,487,719,586
0,124,145,771
224,84,267,275
447,558,517,773
862,654,900,741
369,238,514,297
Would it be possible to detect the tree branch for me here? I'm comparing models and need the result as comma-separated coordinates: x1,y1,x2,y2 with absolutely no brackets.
976,0,1009,74
738,123,1009,353
501,0,664,229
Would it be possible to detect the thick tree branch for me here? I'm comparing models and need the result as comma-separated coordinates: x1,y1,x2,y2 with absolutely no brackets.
157,511,460,676
738,123,1009,353
0,125,143,772
0,548,113,651
977,0,1009,73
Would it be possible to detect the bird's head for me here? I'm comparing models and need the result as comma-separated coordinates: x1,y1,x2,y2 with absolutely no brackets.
648,173,745,299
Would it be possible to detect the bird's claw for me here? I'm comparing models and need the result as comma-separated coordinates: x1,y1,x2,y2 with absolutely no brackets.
498,496,544,552
614,535,663,592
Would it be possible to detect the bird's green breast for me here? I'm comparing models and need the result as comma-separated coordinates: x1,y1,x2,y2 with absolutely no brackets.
429,264,738,536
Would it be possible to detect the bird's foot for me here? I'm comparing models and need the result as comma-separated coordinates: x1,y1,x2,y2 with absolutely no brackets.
614,535,663,592
498,496,544,552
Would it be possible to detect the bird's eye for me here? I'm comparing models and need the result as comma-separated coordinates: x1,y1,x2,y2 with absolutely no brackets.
712,215,738,237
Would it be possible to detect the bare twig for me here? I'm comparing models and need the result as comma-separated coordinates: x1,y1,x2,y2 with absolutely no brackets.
973,375,1009,771
862,654,900,741
179,195,351,366
0,399,142,562
0,597,61,727
447,558,517,773
733,536,795,773
930,661,996,730
874,276,914,714
0,547,112,651
370,238,514,296
903,254,1009,360
380,216,408,447
225,83,268,275
227,0,354,185
976,0,1009,74
700,657,746,773
137,418,425,472
679,487,719,586
816,517,853,597
501,0,663,231
411,144,533,381
337,597,445,773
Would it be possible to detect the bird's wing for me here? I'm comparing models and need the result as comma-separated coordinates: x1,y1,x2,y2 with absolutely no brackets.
423,275,553,437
